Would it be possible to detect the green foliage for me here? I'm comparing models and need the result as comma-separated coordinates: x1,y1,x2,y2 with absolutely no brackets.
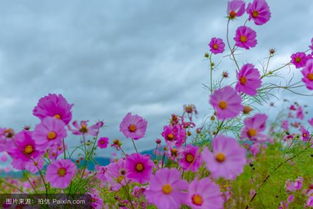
226,141,313,209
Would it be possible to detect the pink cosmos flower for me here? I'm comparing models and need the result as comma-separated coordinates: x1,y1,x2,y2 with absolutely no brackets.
285,177,303,192
296,106,304,120
95,165,109,183
8,130,43,170
33,94,73,125
227,0,245,19
281,120,289,131
0,128,15,152
301,59,313,90
125,153,153,184
69,120,104,136
120,113,148,140
250,143,261,156
246,0,271,25
289,105,297,111
32,117,67,150
240,113,268,142
310,38,313,54
46,159,76,189
202,135,246,179
25,157,44,173
287,194,295,203
187,178,224,209
300,126,310,141
306,196,313,207
308,118,313,127
178,145,202,172
145,168,188,209
210,86,243,120
97,137,109,149
106,159,128,191
235,64,262,96
234,26,257,49
161,124,186,147
88,189,103,209
209,38,225,54
291,52,308,68
47,142,65,160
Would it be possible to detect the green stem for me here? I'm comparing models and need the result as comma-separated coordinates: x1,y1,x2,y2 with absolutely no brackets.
131,138,138,153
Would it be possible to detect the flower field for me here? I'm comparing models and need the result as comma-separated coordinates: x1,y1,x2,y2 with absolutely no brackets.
0,0,313,208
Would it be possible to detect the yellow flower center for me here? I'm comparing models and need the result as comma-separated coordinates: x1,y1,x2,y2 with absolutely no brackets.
229,11,237,19
218,101,228,110
24,145,34,155
192,194,204,206
128,124,137,132
135,163,144,172
79,124,88,133
215,152,226,163
240,35,248,43
54,114,61,119
295,57,301,63
162,184,173,194
240,76,247,85
185,153,194,163
47,131,57,140
213,44,219,50
252,10,259,18
247,128,257,137
307,73,313,81
167,133,175,141
57,168,67,177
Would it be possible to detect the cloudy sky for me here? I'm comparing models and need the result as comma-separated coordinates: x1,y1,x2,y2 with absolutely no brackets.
0,0,312,158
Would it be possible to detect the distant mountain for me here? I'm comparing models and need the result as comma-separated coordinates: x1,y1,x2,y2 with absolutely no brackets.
79,149,156,170
0,149,156,177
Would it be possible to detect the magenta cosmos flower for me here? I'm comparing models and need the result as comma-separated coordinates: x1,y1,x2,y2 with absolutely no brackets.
240,113,268,142
120,112,148,140
7,130,43,170
161,124,186,147
291,52,308,68
32,117,67,150
46,159,76,189
285,177,303,192
300,127,310,142
234,26,257,50
25,157,44,174
106,159,128,191
210,86,243,120
70,120,104,136
125,153,153,184
145,168,188,209
236,64,261,96
187,178,224,209
33,94,73,125
202,135,246,179
209,38,225,54
301,59,313,90
97,137,109,149
227,0,245,19
306,196,313,207
247,0,271,25
179,145,202,172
